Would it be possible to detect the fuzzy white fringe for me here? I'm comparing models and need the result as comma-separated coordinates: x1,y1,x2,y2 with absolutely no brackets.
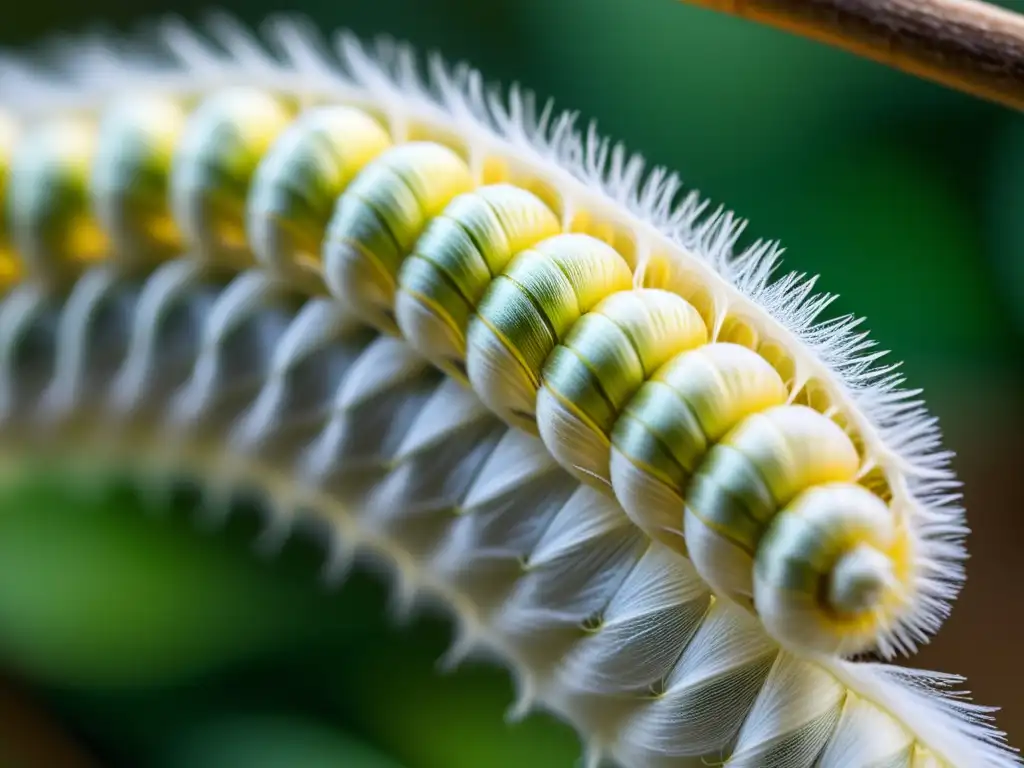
1,9,965,660
0,9,1008,766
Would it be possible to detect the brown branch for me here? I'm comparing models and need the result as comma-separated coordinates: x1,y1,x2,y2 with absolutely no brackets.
677,0,1024,111
0,673,102,768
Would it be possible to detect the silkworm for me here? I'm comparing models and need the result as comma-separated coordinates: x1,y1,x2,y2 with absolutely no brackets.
0,13,1016,768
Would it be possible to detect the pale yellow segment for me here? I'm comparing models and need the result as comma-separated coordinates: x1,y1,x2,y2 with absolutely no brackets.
8,116,107,282
170,86,296,261
246,105,393,291
92,94,191,262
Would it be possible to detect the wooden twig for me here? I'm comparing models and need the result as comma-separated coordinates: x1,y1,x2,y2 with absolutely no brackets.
0,673,102,768
677,0,1024,111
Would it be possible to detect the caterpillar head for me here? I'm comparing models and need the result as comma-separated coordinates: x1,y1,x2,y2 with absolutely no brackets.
752,482,913,657
523,286,919,659
679,406,915,658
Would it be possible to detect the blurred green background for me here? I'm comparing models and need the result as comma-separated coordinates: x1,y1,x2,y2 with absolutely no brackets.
1,0,1023,765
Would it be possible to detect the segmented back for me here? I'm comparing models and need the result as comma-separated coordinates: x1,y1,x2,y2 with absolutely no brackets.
0,14,1012,768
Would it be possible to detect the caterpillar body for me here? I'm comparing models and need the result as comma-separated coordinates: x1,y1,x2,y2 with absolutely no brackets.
0,13,1015,768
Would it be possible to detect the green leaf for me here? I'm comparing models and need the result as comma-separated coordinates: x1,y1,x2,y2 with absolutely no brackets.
324,624,583,768
0,473,372,689
158,713,406,768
